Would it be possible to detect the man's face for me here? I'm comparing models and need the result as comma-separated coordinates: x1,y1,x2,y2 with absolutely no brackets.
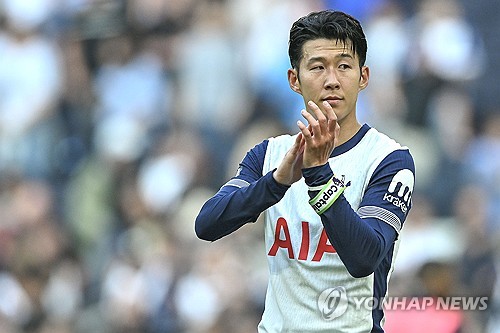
288,38,369,126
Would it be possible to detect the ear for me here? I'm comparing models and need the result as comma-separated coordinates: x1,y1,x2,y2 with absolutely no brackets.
359,66,370,91
288,68,302,95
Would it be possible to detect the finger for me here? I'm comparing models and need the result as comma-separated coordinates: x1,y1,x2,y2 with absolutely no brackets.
307,101,327,122
310,101,333,137
334,122,340,137
296,133,305,155
297,120,313,141
327,115,339,134
300,135,306,152
295,131,303,144
301,110,322,140
320,101,339,134
290,132,303,154
322,100,337,122
301,109,319,134
307,101,328,133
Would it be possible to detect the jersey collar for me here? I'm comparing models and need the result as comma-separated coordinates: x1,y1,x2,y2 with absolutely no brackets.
330,124,370,157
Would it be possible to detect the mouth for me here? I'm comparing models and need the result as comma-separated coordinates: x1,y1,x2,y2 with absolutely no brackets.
323,97,342,106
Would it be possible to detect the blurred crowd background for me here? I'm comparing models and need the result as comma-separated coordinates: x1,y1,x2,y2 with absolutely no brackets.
0,0,499,332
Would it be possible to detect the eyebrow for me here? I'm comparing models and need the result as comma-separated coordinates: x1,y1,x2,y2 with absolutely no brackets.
306,53,354,64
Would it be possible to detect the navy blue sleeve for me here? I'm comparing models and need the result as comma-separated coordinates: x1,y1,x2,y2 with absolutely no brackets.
303,149,415,278
195,140,290,241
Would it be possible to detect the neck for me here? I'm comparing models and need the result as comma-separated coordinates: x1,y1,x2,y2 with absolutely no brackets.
336,120,362,146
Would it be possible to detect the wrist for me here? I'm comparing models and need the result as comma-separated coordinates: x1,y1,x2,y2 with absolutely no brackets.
302,163,333,187
272,169,293,186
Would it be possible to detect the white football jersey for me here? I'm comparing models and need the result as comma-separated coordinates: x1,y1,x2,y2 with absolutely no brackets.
258,127,412,332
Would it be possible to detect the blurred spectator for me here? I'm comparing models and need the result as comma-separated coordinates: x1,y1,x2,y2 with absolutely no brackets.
92,34,172,164
323,0,388,23
425,85,475,216
363,2,409,129
392,194,464,284
385,262,464,333
126,0,196,34
462,112,500,236
0,178,78,330
240,0,319,130
136,129,202,216
402,0,484,128
419,262,463,331
0,0,64,180
460,0,500,118
454,185,496,333
174,0,251,186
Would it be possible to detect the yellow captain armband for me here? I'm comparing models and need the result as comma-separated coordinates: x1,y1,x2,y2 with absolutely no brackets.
308,176,348,215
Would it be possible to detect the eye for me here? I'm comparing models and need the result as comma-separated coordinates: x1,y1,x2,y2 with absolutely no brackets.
310,65,324,71
339,63,351,70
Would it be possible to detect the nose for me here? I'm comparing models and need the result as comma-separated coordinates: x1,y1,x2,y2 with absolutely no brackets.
324,68,340,90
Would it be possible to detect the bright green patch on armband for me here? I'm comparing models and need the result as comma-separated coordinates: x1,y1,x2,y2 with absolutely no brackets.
308,177,347,215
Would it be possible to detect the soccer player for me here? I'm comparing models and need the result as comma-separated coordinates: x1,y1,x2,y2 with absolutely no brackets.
195,10,415,332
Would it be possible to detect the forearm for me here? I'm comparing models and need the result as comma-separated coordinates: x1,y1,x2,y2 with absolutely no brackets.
321,197,393,278
195,170,289,241
303,164,395,278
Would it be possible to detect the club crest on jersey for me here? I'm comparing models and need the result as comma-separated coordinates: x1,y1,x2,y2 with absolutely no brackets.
383,169,414,214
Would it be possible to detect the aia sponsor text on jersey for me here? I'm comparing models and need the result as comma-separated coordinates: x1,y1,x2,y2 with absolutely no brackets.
268,217,336,262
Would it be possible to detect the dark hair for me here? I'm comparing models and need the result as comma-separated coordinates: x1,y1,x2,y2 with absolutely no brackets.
288,10,367,71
